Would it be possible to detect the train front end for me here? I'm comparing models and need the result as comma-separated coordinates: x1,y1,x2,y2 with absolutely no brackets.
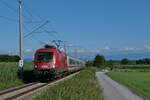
33,48,56,79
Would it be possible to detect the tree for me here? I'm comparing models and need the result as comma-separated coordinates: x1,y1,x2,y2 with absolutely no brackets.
121,58,130,65
107,60,114,70
85,61,93,67
136,59,143,64
93,54,106,68
136,58,150,65
144,58,150,64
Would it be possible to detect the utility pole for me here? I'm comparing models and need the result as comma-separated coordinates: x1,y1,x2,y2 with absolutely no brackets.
18,0,24,79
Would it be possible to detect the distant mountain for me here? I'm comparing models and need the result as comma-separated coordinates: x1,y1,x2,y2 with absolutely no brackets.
106,52,150,60
74,52,150,61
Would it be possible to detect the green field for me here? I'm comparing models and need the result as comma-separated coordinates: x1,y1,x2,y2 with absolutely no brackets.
0,62,34,90
35,68,103,100
107,70,150,100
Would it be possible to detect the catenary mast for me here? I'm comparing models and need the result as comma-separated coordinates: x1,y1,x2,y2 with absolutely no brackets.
18,0,24,79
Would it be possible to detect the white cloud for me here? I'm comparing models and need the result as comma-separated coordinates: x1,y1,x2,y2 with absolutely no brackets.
104,46,111,50
25,49,32,53
144,45,150,50
68,45,150,55
121,47,136,51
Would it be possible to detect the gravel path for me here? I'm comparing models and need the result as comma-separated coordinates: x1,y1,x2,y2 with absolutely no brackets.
96,72,143,100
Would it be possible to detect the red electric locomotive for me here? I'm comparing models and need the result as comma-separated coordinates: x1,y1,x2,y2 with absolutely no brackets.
33,45,84,79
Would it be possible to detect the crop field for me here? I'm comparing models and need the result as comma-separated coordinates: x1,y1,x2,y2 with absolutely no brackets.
35,68,103,100
0,62,34,90
107,70,150,100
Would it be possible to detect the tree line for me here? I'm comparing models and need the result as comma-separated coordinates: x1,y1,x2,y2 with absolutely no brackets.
0,55,20,62
86,54,150,69
120,58,150,65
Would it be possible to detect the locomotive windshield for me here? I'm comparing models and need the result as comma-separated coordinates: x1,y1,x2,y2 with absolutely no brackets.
37,52,53,62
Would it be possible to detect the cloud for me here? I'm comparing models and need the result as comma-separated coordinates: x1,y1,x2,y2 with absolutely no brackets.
120,47,136,51
144,45,150,50
104,46,111,50
67,45,150,57
25,49,32,53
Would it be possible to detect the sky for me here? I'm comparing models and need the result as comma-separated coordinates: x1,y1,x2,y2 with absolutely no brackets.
0,0,150,60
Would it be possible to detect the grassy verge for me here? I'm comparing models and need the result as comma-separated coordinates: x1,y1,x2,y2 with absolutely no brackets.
0,62,34,90
35,68,103,100
107,71,150,100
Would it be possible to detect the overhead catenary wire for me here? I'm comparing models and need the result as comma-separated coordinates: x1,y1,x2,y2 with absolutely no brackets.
0,0,61,56
31,35,48,45
41,27,58,39
0,0,37,23
23,2,44,20
22,2,60,38
0,0,17,12
23,4,43,24
0,0,79,57
0,15,18,22
0,15,41,24
21,1,61,43
22,2,59,39
0,0,59,40
24,21,49,38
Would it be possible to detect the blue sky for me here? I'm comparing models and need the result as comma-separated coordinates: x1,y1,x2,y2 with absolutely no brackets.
0,0,150,59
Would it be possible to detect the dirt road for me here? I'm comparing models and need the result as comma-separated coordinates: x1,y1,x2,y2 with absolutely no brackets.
96,72,143,100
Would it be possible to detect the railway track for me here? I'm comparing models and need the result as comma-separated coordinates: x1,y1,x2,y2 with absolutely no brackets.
0,82,38,96
0,71,80,100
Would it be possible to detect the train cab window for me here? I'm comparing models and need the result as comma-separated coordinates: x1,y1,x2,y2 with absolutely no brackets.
37,52,53,62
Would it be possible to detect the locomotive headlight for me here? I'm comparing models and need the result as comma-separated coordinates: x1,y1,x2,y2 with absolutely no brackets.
34,65,37,68
52,64,55,68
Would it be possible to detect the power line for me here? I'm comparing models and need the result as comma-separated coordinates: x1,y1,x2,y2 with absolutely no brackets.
0,15,41,24
0,0,60,50
22,2,60,38
0,0,34,22
23,4,43,24
0,0,17,12
31,35,48,45
22,2,59,39
41,28,58,39
0,15,18,22
23,4,43,23
24,21,49,38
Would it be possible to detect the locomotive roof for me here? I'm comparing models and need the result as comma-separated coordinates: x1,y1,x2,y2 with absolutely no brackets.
36,47,66,55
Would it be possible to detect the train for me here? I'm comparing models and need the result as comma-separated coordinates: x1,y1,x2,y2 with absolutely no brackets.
33,45,85,79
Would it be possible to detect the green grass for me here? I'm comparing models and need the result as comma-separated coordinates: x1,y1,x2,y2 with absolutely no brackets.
0,62,34,90
107,71,150,100
35,68,103,100
112,68,150,72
